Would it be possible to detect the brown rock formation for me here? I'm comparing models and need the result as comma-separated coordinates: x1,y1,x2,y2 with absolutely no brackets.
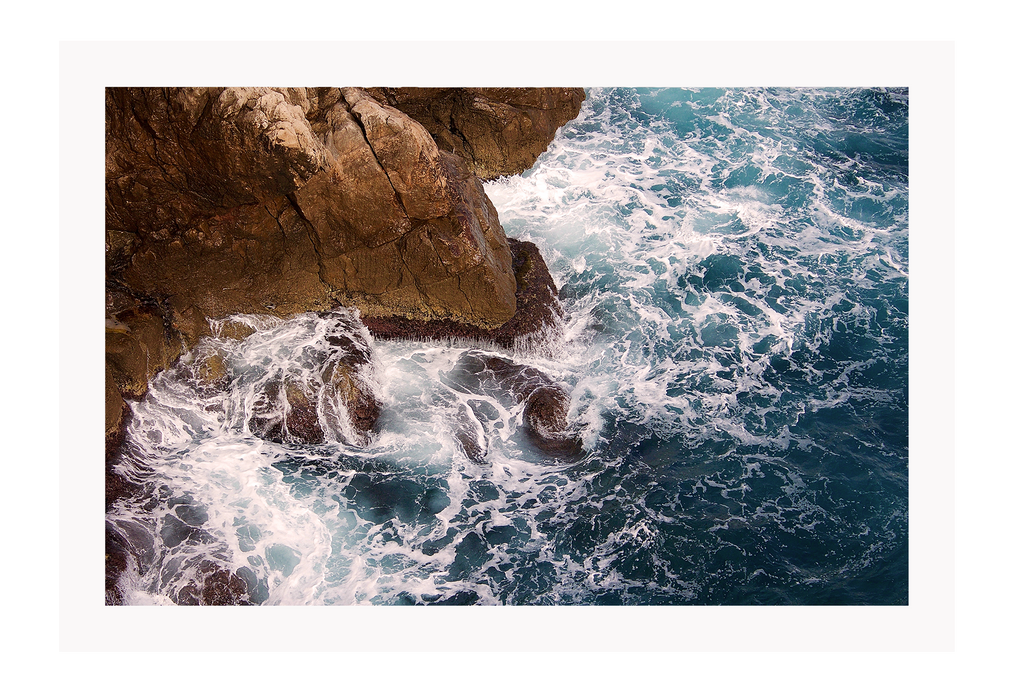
362,238,564,349
106,87,518,339
363,88,587,179
105,286,183,458
173,560,254,606
105,86,583,461
243,310,381,446
104,86,585,604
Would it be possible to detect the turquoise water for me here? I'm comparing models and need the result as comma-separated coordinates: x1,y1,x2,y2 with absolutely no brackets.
108,87,908,605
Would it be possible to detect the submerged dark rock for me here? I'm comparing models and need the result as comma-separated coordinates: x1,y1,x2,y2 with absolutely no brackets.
245,310,381,446
433,389,488,463
248,376,326,444
523,385,582,459
442,351,582,459
105,518,159,605
173,560,253,606
104,88,582,462
105,524,134,605
104,86,585,604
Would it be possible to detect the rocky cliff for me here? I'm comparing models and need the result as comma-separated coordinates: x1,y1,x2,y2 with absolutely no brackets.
363,88,586,180
105,87,584,459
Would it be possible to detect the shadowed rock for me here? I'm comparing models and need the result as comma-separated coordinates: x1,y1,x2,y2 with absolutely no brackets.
173,560,253,606
246,311,380,445
363,88,586,180
105,519,158,605
362,239,563,349
248,376,326,444
105,524,134,605
523,385,581,459
442,351,582,458
104,88,583,461
433,389,488,463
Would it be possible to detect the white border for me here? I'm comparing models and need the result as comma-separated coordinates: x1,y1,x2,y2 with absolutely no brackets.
61,42,953,652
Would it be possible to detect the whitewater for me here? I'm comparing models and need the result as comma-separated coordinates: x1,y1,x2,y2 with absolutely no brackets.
107,87,909,605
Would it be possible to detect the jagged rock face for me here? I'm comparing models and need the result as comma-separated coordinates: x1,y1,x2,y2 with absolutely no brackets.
246,368,381,446
106,86,518,341
299,90,517,328
104,87,582,461
172,560,254,606
241,310,382,447
364,88,587,180
361,238,563,348
105,287,184,457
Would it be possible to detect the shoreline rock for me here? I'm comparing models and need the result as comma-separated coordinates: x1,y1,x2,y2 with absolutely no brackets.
105,88,582,464
361,238,564,349
363,88,586,180
441,350,583,459
104,86,585,604
245,310,381,446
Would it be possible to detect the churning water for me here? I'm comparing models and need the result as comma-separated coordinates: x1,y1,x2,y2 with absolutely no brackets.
108,87,909,605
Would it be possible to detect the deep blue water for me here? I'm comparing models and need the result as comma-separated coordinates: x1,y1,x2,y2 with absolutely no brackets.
108,87,908,605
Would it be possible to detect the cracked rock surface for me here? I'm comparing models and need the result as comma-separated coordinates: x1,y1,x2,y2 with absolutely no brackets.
363,88,587,180
105,87,582,459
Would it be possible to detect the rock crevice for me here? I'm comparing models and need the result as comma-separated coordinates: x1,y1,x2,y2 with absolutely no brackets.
105,86,584,461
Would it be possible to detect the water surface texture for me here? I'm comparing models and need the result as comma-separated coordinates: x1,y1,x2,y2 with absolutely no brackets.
108,87,909,605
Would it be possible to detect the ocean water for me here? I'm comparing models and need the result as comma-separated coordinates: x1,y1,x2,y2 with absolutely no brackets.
107,87,909,605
